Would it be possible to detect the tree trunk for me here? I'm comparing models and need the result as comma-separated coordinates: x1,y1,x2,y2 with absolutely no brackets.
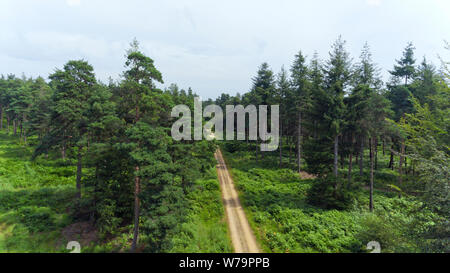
289,136,293,165
348,152,353,184
359,136,364,176
13,119,17,135
87,133,90,153
348,134,355,183
90,164,99,224
22,113,27,144
333,135,339,177
333,135,339,193
255,140,258,162
404,146,407,174
388,145,394,170
0,105,3,130
76,146,82,199
375,137,378,170
61,142,66,160
61,129,67,160
246,126,249,144
382,137,385,156
131,105,141,252
131,166,140,252
398,139,405,184
369,137,374,212
279,122,282,168
297,112,302,173
313,120,317,139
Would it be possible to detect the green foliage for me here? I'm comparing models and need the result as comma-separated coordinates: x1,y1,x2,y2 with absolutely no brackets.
386,85,414,121
168,169,232,253
250,62,276,106
95,199,122,236
1,36,447,254
16,206,56,232
0,133,75,252
323,36,351,136
223,141,253,153
356,214,406,252
393,68,450,251
223,150,440,253
0,127,230,253
307,176,359,210
390,42,416,85
303,136,333,175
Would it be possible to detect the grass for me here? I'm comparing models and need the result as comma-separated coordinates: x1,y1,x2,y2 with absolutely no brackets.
167,167,232,253
1,127,431,253
83,166,232,253
0,132,76,253
221,147,437,253
0,131,232,253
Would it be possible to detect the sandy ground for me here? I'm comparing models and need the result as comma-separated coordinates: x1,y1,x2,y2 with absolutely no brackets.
215,149,260,253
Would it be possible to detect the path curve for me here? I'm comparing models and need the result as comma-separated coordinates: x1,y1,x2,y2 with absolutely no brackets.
215,149,260,253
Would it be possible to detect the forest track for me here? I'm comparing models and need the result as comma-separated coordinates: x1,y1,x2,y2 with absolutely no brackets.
215,149,260,253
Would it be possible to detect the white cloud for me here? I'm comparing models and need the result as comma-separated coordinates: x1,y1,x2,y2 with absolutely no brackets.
366,0,382,6
66,0,81,7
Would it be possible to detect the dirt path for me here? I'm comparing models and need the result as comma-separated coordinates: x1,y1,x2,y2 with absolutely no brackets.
215,149,260,253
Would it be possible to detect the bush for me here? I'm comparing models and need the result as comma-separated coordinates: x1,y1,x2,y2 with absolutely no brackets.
355,213,414,253
222,141,251,153
307,176,359,210
96,199,122,237
167,170,232,253
17,206,56,232
303,136,334,175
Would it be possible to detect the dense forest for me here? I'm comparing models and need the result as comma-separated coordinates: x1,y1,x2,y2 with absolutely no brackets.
0,37,448,253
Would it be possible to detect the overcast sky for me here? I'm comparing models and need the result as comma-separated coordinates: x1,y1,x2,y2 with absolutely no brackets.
1,0,449,99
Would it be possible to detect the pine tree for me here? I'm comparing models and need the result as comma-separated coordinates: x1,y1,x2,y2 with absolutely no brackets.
390,42,416,85
118,39,167,252
348,42,382,178
388,43,417,184
10,77,33,143
275,66,291,167
324,36,352,178
290,51,310,173
34,60,107,201
5,75,24,135
249,63,276,159
28,77,53,141
366,92,391,211
0,75,8,130
303,52,333,175
411,57,438,107
307,52,325,139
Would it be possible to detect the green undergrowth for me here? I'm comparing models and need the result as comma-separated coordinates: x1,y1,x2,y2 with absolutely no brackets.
0,132,232,253
222,149,438,253
167,167,232,253
0,132,76,252
84,167,232,253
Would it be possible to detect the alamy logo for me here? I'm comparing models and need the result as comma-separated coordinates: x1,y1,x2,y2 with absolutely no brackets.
171,97,279,151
